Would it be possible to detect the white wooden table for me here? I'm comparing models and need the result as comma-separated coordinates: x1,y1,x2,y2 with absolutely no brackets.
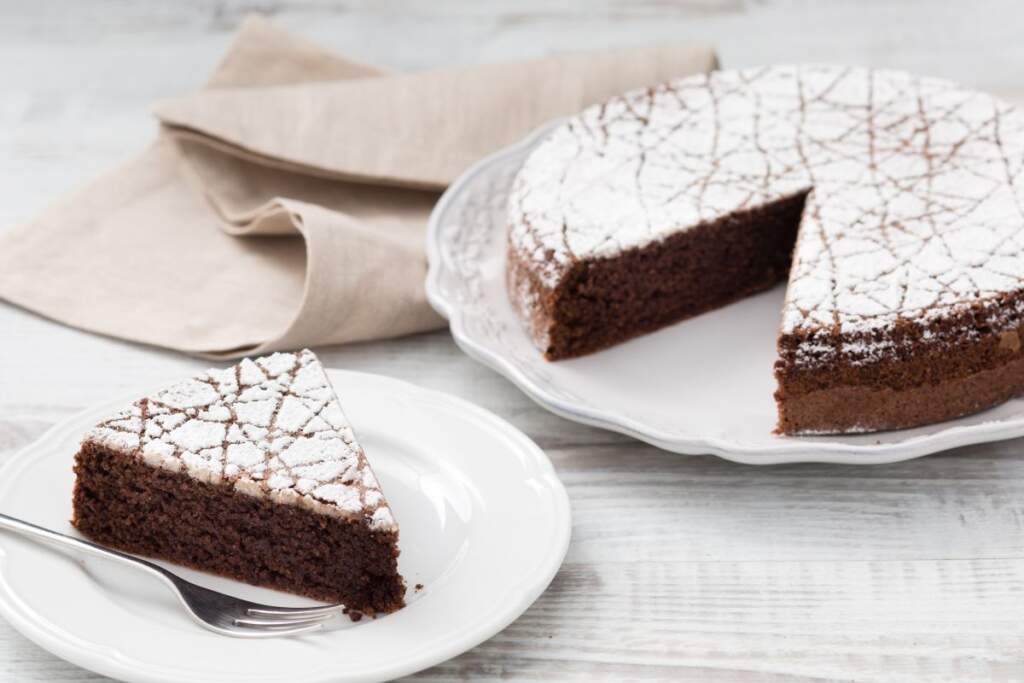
3,2,1024,680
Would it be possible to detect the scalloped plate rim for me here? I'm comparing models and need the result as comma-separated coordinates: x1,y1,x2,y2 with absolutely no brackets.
424,124,1024,466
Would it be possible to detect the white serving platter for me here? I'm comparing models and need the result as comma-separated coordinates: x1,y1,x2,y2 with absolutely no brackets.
425,123,1024,465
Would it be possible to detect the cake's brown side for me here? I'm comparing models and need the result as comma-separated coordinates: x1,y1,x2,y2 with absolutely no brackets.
510,193,807,360
71,442,405,616
774,301,1024,434
777,357,1024,434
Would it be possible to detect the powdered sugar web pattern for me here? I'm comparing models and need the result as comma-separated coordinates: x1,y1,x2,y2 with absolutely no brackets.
509,65,1024,341
85,350,396,531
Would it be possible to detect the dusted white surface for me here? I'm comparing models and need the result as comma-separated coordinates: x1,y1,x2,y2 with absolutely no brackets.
5,1,1024,681
86,350,397,528
510,65,1024,344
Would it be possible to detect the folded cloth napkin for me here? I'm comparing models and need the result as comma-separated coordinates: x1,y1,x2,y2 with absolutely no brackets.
0,16,717,359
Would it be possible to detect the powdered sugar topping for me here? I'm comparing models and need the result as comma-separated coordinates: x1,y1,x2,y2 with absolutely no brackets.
84,349,396,531
509,65,1024,339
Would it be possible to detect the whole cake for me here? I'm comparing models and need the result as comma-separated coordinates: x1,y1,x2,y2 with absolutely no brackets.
72,349,405,616
507,65,1024,435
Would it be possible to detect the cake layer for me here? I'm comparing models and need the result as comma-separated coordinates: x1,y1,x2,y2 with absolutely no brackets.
776,355,1024,435
73,441,404,614
775,293,1024,433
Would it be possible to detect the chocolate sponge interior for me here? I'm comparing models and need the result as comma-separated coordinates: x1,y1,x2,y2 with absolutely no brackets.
72,440,405,616
543,192,807,360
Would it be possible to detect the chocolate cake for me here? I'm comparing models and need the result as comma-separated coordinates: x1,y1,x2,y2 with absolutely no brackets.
507,65,1024,434
72,349,405,616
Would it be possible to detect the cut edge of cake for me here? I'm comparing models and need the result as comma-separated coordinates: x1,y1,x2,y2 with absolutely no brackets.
507,192,807,360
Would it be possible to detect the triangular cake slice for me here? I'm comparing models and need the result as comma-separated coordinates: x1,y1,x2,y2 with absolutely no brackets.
72,349,404,617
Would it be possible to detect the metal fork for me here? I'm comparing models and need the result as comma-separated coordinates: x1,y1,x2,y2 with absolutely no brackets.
0,512,345,637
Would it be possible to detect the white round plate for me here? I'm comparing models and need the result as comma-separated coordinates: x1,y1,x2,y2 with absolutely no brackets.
425,123,1024,465
0,370,570,683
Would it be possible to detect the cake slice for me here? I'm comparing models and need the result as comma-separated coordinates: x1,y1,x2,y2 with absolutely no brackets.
72,349,404,617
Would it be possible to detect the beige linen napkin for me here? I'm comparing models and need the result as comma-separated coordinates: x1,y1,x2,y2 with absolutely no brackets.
0,16,717,358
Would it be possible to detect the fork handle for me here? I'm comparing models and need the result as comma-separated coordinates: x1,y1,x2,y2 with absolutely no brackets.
0,512,169,580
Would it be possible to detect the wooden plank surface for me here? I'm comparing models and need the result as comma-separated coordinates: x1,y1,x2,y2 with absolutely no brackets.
2,1,1024,681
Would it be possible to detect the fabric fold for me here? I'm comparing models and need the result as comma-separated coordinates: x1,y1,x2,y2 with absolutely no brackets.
155,44,721,190
0,15,718,358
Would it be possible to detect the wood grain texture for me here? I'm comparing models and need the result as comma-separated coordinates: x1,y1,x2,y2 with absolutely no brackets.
2,1,1024,681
